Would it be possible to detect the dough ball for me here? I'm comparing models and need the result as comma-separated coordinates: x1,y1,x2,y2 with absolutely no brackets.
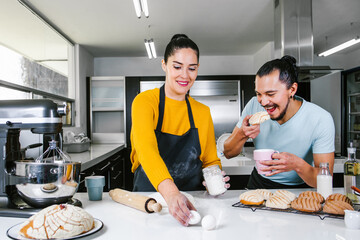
201,215,216,230
188,210,201,225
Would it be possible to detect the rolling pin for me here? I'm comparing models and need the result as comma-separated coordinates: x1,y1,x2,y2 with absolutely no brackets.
109,188,162,213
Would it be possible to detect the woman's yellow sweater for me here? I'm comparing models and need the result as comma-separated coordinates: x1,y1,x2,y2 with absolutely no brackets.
130,88,221,190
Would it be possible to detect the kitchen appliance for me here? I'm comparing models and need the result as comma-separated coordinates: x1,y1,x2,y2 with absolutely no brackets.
0,99,81,217
140,80,241,140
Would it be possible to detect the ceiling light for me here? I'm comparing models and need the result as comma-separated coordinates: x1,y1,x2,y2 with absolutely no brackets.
132,0,141,18
144,39,152,59
318,37,360,57
144,39,157,59
133,0,149,18
149,39,157,58
141,0,149,18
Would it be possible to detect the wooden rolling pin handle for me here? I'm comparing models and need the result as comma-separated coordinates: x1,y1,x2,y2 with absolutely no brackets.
145,198,162,213
351,185,360,194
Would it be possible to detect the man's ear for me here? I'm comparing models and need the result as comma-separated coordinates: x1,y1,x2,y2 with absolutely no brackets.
290,82,298,96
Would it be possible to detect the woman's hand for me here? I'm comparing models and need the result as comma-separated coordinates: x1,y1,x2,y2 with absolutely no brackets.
158,179,195,226
165,191,196,226
202,170,231,191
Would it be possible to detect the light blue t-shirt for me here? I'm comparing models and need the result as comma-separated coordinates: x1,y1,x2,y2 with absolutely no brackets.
236,96,335,185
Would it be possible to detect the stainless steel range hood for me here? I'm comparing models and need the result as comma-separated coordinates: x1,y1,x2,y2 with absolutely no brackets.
274,0,341,82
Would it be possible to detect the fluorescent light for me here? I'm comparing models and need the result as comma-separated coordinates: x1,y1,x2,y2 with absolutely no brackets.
318,38,360,57
140,0,149,18
149,39,157,58
132,0,141,18
133,0,149,18
144,39,152,59
144,39,157,59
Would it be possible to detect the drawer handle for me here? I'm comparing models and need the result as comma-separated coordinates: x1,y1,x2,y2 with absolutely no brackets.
112,171,122,180
98,162,111,172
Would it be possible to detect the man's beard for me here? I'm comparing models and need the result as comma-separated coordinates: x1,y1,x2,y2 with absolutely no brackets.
271,98,290,121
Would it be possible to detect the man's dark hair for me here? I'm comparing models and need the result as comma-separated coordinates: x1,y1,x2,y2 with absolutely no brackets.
256,55,298,89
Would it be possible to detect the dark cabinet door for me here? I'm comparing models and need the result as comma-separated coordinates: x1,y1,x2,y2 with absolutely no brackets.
77,149,126,192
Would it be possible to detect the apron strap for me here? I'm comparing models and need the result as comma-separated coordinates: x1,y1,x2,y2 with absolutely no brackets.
156,85,166,132
156,85,196,131
185,96,195,128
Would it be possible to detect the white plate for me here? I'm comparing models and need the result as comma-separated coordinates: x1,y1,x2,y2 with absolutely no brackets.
216,133,231,153
7,218,103,240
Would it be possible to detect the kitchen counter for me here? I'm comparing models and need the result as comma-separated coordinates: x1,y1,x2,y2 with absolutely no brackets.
221,154,347,175
1,188,359,240
68,143,125,171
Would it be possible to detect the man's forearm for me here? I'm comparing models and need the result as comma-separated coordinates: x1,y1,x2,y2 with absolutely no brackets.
295,160,319,187
223,127,248,159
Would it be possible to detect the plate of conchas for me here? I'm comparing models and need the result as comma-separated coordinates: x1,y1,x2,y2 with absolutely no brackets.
7,204,103,240
238,190,354,216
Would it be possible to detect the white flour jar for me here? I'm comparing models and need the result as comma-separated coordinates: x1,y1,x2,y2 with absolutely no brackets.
202,165,227,196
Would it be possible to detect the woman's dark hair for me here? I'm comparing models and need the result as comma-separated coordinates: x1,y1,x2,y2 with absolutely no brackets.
256,55,298,89
164,34,199,63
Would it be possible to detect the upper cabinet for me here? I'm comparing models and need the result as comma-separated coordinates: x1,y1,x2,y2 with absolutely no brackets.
89,76,125,144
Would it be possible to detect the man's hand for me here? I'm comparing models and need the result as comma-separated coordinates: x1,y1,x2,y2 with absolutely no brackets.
259,152,301,176
242,115,260,139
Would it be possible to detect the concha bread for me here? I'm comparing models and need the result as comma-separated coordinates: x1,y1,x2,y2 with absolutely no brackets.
274,190,296,203
19,204,94,239
291,197,322,213
249,111,270,125
323,200,354,215
326,193,352,206
239,190,264,206
256,189,273,200
265,195,290,209
298,191,325,204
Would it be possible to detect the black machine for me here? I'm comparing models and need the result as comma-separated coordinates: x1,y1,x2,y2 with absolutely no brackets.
0,99,76,217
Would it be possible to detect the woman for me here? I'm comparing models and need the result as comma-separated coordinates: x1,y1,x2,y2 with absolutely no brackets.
130,34,230,226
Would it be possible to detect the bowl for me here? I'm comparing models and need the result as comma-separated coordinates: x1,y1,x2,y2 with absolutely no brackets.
14,160,81,208
63,140,91,153
344,210,360,229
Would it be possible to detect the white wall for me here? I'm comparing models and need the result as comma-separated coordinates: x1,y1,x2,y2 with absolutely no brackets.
65,44,94,135
310,71,342,154
94,55,255,76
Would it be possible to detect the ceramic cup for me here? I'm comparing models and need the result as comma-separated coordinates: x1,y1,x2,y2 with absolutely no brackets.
344,210,360,229
85,176,105,201
253,149,279,175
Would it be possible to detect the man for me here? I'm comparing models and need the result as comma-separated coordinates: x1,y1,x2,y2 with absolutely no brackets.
223,55,335,189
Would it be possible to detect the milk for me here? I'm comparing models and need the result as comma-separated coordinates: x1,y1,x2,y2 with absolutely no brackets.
317,175,333,199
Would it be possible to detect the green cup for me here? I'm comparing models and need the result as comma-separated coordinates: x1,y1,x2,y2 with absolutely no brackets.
85,176,105,201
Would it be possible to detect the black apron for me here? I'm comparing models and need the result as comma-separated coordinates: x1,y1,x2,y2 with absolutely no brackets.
133,85,203,191
247,167,310,189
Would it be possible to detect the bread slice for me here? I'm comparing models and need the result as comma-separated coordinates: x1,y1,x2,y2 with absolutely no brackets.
266,195,290,209
326,193,352,206
249,111,270,125
256,189,273,200
239,190,264,206
298,191,325,204
291,197,322,213
323,200,354,215
274,190,296,203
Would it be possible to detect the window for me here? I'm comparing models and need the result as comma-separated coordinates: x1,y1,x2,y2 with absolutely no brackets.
0,1,75,125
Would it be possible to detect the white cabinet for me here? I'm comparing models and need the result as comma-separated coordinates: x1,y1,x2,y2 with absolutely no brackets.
90,76,125,144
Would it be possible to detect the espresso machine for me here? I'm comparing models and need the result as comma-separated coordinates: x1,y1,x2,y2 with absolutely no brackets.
0,99,81,217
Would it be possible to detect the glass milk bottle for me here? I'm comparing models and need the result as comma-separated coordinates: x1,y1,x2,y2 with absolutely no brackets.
344,142,360,203
317,162,333,199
